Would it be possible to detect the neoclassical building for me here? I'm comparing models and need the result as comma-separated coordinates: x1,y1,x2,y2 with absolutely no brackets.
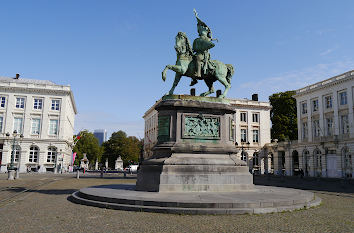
143,95,272,173
266,70,354,178
0,75,77,173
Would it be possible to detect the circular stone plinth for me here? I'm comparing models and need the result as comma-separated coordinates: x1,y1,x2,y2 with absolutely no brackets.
69,184,321,215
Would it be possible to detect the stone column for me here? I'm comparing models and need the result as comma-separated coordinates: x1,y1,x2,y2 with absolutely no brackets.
38,151,46,173
285,150,292,176
307,101,313,142
273,152,280,175
347,87,354,137
297,101,302,143
317,95,324,139
0,149,9,173
332,90,339,135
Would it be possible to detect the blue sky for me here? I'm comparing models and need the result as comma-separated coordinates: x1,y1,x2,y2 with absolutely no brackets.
1,0,354,138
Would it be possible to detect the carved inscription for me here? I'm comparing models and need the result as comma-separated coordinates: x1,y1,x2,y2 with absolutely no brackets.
184,115,220,138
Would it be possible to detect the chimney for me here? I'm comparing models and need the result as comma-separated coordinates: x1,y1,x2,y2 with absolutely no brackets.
252,94,258,101
15,74,20,79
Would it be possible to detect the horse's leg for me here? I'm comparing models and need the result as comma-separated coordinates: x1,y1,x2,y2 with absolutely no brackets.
217,75,231,98
167,73,182,95
162,65,184,81
162,65,170,81
200,80,215,97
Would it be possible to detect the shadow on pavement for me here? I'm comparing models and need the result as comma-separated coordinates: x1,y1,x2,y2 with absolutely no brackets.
254,175,354,195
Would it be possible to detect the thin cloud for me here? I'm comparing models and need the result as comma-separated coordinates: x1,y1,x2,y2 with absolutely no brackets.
320,45,338,56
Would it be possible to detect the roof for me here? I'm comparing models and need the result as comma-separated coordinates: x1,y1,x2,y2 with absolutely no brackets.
0,76,78,114
0,76,56,85
294,70,354,97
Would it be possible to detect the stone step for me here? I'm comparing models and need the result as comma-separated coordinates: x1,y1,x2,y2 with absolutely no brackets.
69,184,321,215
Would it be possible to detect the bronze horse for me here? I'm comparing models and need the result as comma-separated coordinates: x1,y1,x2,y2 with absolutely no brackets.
162,32,234,98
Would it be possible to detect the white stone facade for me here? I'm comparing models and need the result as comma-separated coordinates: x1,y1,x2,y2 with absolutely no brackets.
143,97,272,174
0,76,77,173
269,70,354,178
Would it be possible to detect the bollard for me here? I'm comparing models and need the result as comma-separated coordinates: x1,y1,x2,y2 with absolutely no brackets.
76,170,80,179
100,168,104,178
124,170,126,178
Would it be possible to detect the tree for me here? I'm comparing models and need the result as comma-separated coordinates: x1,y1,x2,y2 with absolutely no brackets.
102,130,143,168
269,91,298,141
73,130,103,166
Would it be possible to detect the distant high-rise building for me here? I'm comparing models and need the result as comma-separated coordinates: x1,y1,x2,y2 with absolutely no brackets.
93,129,107,145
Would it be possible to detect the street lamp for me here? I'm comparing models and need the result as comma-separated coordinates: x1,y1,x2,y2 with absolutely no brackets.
6,130,24,180
235,140,250,164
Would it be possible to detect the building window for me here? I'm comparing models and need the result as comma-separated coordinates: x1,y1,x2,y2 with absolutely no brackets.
340,115,349,134
302,122,308,139
0,116,3,133
51,99,60,111
326,117,333,136
49,119,58,135
13,117,23,134
47,147,57,163
0,96,6,108
240,112,247,122
33,98,43,110
301,102,307,114
252,113,259,123
29,146,39,163
31,119,41,135
312,99,318,112
339,91,347,105
252,129,259,143
241,129,247,142
13,145,20,162
313,120,320,137
241,151,247,161
324,95,332,109
15,97,25,109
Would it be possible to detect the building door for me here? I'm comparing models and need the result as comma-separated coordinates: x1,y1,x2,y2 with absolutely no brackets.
327,155,337,178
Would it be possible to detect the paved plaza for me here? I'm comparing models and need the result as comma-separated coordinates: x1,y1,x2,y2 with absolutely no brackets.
0,173,352,233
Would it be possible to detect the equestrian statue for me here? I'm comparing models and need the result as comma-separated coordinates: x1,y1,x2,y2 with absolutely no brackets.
162,9,234,98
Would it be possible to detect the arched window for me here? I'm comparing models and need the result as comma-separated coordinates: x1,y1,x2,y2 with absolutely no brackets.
342,147,353,178
47,147,57,163
29,146,39,163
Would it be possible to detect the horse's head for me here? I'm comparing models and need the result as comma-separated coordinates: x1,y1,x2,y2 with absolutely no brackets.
174,32,193,57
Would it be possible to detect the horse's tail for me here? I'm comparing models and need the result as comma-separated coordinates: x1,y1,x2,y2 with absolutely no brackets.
226,64,234,84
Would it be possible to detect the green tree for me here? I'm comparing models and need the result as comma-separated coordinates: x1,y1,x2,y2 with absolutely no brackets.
102,130,143,168
73,130,103,165
269,91,298,141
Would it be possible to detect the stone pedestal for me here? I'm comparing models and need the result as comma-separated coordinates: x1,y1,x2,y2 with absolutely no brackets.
115,156,123,170
8,170,15,180
136,95,254,192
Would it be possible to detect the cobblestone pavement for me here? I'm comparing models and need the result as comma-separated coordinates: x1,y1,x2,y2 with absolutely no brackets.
0,173,353,233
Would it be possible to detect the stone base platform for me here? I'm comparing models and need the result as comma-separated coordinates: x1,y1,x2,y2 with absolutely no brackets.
70,184,321,215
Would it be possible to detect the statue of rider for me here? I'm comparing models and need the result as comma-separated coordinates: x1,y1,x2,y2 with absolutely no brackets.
190,9,216,86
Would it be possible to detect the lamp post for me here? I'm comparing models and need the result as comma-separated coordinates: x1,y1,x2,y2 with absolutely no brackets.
6,130,24,180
